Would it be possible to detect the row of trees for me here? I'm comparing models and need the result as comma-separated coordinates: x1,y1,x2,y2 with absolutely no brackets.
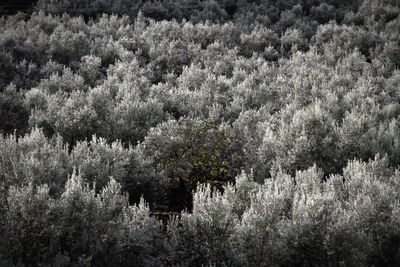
34,0,360,22
3,153,400,266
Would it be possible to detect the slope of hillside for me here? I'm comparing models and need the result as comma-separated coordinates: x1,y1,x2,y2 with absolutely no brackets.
1,0,400,266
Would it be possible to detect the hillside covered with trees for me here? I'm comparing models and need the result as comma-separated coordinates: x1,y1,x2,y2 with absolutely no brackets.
1,0,400,266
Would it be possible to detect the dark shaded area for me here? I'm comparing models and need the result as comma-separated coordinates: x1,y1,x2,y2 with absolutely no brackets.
0,0,37,15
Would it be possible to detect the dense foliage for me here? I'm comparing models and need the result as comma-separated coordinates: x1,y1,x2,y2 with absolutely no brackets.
1,0,400,265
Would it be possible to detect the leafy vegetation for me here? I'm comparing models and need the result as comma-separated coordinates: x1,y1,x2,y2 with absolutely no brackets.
1,0,400,265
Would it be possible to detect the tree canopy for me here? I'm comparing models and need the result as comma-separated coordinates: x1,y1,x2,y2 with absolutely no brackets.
2,0,400,265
